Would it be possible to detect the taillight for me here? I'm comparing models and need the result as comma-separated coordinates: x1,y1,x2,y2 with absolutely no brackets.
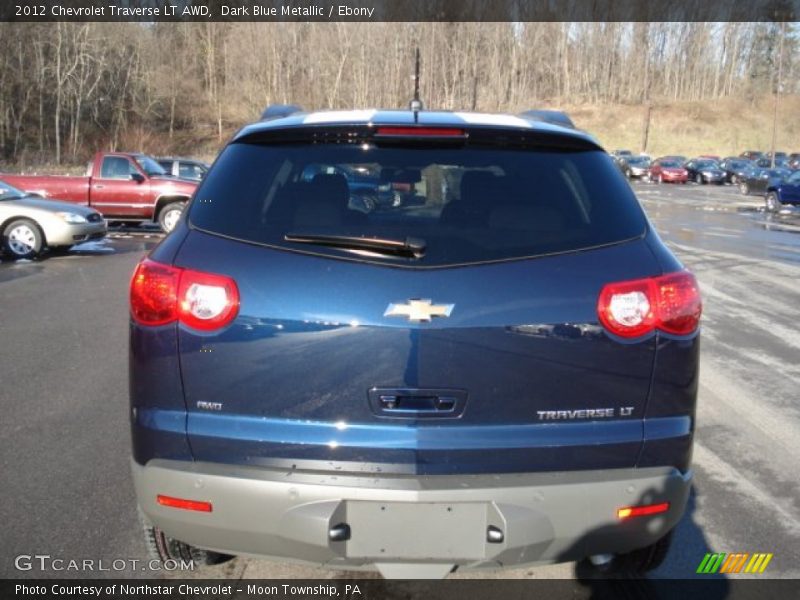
130,260,180,326
617,502,669,519
157,494,213,512
130,259,239,331
597,271,701,339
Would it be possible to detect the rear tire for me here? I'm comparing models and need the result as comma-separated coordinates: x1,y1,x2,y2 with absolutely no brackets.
2,218,44,259
158,202,186,233
139,508,233,567
579,531,673,577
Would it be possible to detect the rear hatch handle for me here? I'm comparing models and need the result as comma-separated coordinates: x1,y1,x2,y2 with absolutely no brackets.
368,388,467,419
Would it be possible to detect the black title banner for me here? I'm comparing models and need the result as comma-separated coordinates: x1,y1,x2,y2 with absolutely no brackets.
1,0,799,22
4,579,800,600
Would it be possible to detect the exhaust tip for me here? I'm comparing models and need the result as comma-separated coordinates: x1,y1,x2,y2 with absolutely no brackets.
589,553,614,567
328,523,351,542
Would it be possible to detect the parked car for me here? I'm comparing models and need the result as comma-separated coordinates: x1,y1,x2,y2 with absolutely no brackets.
739,166,792,196
302,164,399,212
755,157,789,168
0,178,106,259
1,152,197,233
610,149,633,168
619,155,651,179
157,157,210,181
648,158,688,184
718,157,752,184
765,169,800,212
765,151,787,162
130,105,701,578
684,159,725,184
740,150,764,160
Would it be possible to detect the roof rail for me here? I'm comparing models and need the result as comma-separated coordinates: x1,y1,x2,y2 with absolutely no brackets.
260,104,304,121
519,110,575,129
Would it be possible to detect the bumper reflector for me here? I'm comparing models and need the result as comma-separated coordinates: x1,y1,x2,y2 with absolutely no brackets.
157,494,213,512
617,502,669,519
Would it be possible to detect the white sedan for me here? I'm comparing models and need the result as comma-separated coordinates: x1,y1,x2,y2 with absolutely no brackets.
0,179,106,259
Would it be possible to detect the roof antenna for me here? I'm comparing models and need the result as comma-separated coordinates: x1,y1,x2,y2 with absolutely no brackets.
409,47,423,121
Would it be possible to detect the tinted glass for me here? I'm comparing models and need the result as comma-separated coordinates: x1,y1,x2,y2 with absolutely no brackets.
134,156,166,176
696,160,718,169
100,156,135,179
189,142,647,267
0,180,25,199
179,163,205,179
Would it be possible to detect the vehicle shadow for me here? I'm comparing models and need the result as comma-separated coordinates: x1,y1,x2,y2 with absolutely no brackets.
0,259,44,282
569,483,730,599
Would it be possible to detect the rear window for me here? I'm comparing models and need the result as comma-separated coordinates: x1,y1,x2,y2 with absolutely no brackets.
189,141,647,267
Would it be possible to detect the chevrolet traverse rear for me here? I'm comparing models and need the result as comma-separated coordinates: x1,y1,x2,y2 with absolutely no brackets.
129,108,701,578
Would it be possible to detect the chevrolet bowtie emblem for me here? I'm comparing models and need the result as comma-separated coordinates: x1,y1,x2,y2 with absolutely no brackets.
384,299,455,322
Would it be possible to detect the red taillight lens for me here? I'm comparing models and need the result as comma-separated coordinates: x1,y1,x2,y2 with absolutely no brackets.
375,126,465,137
130,259,239,331
597,271,701,338
653,271,702,335
157,494,213,512
130,259,180,326
617,502,669,519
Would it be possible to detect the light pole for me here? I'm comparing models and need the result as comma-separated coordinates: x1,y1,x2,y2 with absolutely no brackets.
770,21,786,168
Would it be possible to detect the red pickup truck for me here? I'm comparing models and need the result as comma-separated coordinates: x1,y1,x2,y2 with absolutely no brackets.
1,152,198,232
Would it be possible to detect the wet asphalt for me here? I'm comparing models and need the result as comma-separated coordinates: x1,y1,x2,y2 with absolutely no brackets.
0,181,798,581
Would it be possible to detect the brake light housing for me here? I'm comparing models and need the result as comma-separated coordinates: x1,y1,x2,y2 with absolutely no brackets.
375,126,466,138
597,271,701,339
130,259,239,331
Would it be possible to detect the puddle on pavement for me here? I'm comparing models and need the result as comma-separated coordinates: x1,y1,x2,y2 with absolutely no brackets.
646,198,800,266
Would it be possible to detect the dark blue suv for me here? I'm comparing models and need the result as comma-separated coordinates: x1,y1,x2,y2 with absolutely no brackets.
129,108,701,578
766,169,800,213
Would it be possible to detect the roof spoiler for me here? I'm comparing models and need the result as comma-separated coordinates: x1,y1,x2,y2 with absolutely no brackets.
519,110,575,129
260,104,304,121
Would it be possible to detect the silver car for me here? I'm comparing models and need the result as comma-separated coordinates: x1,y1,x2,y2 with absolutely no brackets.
0,179,107,259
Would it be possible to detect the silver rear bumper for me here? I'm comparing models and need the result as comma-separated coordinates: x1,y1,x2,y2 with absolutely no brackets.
133,459,691,573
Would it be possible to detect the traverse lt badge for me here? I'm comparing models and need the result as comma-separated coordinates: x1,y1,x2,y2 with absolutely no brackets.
384,299,454,322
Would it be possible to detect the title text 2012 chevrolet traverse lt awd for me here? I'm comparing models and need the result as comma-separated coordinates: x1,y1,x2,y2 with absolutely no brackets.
129,107,701,579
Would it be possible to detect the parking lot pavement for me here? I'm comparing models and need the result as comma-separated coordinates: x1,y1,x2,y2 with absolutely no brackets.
633,179,766,213
1,184,799,580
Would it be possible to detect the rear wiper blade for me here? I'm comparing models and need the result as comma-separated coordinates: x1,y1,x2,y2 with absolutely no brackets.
284,233,426,259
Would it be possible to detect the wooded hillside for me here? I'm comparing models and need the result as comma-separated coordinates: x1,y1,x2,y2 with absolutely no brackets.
0,22,797,166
